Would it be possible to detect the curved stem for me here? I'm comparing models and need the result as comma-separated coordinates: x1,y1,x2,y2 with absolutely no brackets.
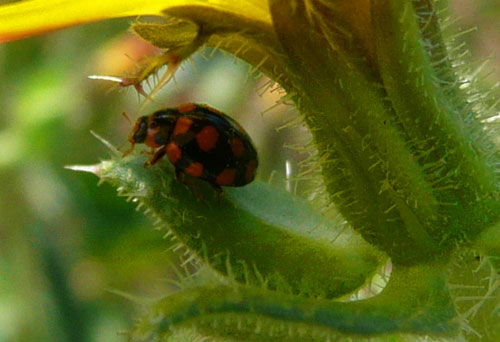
132,262,457,340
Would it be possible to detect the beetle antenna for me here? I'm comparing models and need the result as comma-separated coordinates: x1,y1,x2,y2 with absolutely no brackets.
122,111,132,125
117,112,134,152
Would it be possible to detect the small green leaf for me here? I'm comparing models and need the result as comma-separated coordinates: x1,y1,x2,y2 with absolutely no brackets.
132,20,199,49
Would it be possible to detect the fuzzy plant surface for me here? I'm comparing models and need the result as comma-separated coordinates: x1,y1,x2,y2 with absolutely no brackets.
2,0,500,341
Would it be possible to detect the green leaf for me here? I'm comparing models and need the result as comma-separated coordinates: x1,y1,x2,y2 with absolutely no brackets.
81,153,383,299
448,250,500,342
131,20,199,50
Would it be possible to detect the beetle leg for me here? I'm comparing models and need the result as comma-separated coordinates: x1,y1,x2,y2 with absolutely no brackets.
145,146,166,167
174,169,222,203
121,142,135,157
174,169,205,202
213,184,223,204
175,169,184,184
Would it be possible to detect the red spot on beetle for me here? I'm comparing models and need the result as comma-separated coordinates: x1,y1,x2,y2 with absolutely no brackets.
196,125,219,152
215,168,236,186
245,160,258,183
173,117,193,136
230,138,245,158
185,162,204,177
178,103,197,113
166,141,182,164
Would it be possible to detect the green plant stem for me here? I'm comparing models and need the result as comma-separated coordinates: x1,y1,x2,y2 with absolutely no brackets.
132,262,457,340
373,0,500,246
265,0,500,264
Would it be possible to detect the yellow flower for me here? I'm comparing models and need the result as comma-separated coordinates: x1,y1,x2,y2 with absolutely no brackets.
0,0,270,42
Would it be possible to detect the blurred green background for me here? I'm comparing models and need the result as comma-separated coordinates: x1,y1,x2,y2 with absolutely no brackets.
0,1,498,341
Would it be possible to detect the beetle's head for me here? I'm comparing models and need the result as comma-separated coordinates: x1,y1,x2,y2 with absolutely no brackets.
121,115,149,157
129,116,148,144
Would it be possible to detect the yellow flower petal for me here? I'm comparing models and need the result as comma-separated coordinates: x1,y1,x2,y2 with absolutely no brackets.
0,0,270,43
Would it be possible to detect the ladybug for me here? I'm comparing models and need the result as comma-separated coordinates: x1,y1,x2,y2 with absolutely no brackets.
124,103,258,193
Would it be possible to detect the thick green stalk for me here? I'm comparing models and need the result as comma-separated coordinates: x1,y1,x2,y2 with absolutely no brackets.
132,262,457,340
373,0,500,247
267,0,500,264
269,0,439,263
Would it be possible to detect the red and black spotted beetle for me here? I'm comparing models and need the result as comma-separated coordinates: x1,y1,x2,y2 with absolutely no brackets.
124,103,258,193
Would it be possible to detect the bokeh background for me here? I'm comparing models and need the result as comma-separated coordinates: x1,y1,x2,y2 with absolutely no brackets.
0,1,498,341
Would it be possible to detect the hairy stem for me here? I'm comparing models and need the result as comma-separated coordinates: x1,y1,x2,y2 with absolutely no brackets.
132,262,457,340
